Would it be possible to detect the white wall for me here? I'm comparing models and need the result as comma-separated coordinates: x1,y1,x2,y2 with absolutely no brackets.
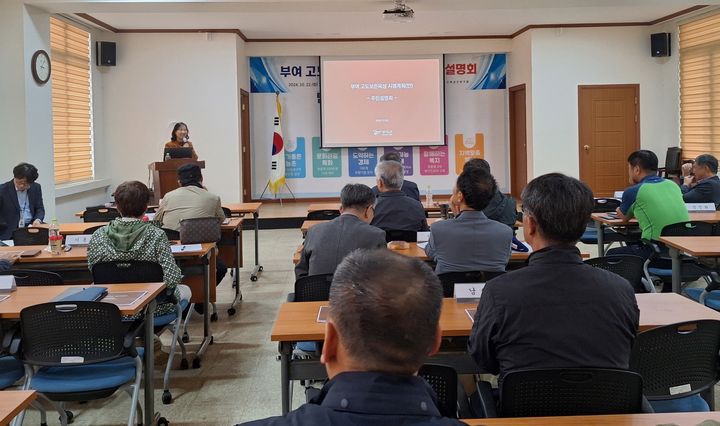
528,25,680,178
508,30,534,177
102,33,242,203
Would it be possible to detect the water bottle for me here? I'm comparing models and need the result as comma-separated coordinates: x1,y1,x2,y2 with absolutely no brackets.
164,152,171,161
49,219,62,255
426,185,433,207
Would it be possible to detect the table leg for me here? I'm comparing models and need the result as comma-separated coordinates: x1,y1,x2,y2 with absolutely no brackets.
229,227,242,315
144,299,157,426
596,220,605,257
251,212,263,281
193,252,213,367
280,342,292,415
670,246,681,294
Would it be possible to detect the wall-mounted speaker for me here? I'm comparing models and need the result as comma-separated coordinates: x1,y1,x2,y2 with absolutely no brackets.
96,41,116,66
651,33,671,57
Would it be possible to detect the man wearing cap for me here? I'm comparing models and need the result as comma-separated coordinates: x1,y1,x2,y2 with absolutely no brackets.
155,164,227,303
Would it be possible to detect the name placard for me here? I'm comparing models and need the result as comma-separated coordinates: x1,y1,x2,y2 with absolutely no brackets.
65,235,92,246
0,275,17,293
686,203,715,212
454,283,485,304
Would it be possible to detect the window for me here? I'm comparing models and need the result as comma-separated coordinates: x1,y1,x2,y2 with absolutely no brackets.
49,17,94,184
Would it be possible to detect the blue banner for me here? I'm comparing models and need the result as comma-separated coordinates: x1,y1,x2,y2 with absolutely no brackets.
285,137,306,179
348,147,378,177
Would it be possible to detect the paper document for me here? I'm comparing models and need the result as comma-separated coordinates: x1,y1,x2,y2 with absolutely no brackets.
103,291,148,306
0,295,11,303
417,241,429,249
171,244,203,253
465,308,476,322
416,232,431,243
0,240,14,247
316,306,329,323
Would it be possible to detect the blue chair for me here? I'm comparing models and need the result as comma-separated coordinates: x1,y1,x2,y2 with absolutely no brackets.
16,302,144,426
92,260,189,405
580,198,634,250
288,274,334,355
630,320,720,412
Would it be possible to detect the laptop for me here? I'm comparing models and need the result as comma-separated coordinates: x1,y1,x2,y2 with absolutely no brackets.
163,147,193,159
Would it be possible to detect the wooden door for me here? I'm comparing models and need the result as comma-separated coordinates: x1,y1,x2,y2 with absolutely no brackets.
240,90,251,202
509,84,528,198
578,85,639,197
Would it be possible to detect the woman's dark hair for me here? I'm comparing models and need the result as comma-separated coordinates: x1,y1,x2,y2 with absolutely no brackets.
13,163,39,183
171,122,189,141
114,181,151,218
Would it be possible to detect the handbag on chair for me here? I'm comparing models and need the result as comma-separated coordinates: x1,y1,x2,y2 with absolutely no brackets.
179,217,221,244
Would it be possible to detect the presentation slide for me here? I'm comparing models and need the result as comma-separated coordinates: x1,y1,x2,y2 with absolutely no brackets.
321,56,445,148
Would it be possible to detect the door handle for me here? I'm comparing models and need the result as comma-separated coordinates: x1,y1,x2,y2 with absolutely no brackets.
584,145,590,151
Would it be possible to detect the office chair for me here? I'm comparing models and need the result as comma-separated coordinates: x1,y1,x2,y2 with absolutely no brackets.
580,198,635,249
162,228,180,241
83,206,121,223
81,224,105,235
306,210,340,221
476,368,643,418
584,255,649,293
287,273,334,365
15,302,144,426
658,147,682,178
0,269,63,286
645,221,715,292
418,364,472,419
12,227,48,246
92,260,188,405
385,229,418,243
437,271,505,298
222,206,232,218
630,320,720,412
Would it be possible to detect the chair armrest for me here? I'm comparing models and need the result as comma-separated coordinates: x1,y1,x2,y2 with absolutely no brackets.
287,293,295,302
705,271,720,293
475,381,498,418
123,318,146,358
3,325,21,356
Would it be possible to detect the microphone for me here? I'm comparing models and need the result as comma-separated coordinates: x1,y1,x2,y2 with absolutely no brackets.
183,136,189,144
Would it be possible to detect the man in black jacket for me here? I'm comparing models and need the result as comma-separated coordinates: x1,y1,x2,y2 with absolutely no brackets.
468,173,639,383
241,249,463,426
371,160,429,232
0,163,45,240
371,151,421,201
681,154,720,208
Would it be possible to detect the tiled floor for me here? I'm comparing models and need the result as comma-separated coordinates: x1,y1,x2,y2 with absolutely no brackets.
15,228,717,425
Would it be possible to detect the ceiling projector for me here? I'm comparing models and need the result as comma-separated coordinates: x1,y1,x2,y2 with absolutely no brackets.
383,0,414,22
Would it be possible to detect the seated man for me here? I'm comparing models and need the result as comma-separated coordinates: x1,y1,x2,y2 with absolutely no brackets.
0,163,45,240
462,159,517,228
425,167,512,274
608,150,689,259
88,181,191,318
371,161,429,232
468,173,639,383
680,154,720,208
155,163,228,293
243,249,463,426
296,184,386,278
371,152,420,201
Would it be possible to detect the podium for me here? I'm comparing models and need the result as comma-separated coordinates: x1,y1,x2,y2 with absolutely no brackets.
149,159,205,202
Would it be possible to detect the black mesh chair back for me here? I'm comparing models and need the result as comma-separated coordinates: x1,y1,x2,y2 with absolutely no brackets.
83,207,120,223
0,269,63,286
663,147,683,176
20,302,125,366
12,227,49,245
499,368,643,417
162,228,180,241
418,364,459,418
92,260,164,284
437,271,506,298
385,229,418,243
662,221,715,237
294,274,334,302
222,207,232,218
145,206,157,213
307,210,340,221
82,225,105,235
629,320,720,400
593,198,621,213
584,255,646,293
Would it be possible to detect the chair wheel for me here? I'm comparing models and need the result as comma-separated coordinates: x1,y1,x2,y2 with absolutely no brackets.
162,390,172,404
157,417,169,426
180,358,189,370
210,336,214,345
182,333,189,343
41,423,48,426
210,312,218,322
238,291,243,301
192,357,201,368
61,410,74,423
251,276,258,282
227,307,236,316
259,266,264,271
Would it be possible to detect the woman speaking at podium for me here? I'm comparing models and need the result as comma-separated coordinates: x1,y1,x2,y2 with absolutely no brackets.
165,122,198,160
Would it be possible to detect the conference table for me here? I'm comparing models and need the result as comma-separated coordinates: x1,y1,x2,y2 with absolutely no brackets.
223,202,264,282
0,283,165,426
659,236,720,294
271,293,720,414
0,243,217,368
0,391,36,426
591,211,720,256
308,197,451,215
462,412,720,425
51,219,244,316
300,218,443,236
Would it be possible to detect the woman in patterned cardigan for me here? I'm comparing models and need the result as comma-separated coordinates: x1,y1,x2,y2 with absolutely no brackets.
88,181,191,317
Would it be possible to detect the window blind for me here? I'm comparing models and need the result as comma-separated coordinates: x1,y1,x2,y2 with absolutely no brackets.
50,17,94,184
